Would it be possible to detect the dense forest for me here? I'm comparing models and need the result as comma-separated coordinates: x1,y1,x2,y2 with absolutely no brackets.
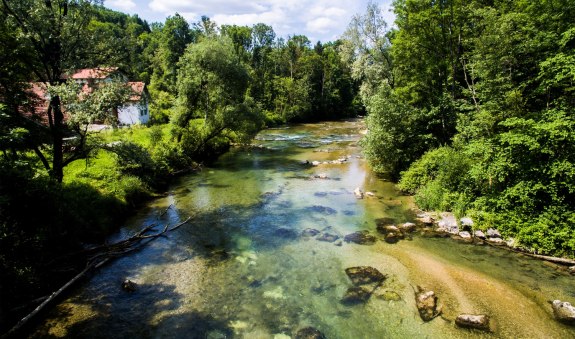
1,0,574,334
355,0,575,258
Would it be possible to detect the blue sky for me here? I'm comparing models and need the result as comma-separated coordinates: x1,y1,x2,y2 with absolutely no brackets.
104,0,395,43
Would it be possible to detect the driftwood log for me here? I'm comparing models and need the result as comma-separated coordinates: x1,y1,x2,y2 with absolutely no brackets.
477,238,575,266
2,217,191,339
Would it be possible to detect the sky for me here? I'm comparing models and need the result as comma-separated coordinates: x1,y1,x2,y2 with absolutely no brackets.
104,0,395,43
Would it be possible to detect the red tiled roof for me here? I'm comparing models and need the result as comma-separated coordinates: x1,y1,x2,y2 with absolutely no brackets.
128,81,146,101
68,67,119,80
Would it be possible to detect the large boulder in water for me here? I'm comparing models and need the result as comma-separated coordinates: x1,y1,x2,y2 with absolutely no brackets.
341,286,372,305
376,224,404,243
415,286,442,321
345,266,386,286
455,314,490,331
294,327,326,339
551,300,575,325
344,230,376,245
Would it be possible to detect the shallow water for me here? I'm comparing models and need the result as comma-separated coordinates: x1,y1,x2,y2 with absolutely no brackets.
34,120,575,338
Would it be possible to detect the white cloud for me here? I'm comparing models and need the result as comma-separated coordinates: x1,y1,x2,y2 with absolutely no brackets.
142,0,395,42
108,0,136,11
306,17,336,34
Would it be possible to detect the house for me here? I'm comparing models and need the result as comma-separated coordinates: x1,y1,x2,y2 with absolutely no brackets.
25,68,150,126
68,68,150,125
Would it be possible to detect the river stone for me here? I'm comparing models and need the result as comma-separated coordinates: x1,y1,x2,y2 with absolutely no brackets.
437,212,459,234
344,230,377,245
460,217,474,227
551,300,575,324
458,231,472,239
416,213,435,226
274,228,299,239
317,233,339,243
376,225,404,243
486,228,501,238
341,286,372,305
568,266,575,275
345,266,386,286
487,237,506,245
302,228,320,237
375,217,397,226
294,327,326,339
306,205,337,215
400,222,417,233
353,187,364,199
415,286,441,321
474,230,486,239
122,279,137,292
455,314,490,331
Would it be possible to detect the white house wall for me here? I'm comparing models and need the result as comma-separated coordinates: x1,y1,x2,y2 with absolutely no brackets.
118,103,149,125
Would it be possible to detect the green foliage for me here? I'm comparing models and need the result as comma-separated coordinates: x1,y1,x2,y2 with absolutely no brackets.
172,37,264,158
354,0,575,256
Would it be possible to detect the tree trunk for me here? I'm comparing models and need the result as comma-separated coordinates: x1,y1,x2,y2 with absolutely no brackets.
50,95,64,182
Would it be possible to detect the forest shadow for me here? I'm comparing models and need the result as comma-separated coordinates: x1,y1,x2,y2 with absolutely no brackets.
29,281,233,339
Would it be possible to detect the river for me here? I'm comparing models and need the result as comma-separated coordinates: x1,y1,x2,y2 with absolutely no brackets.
33,119,574,338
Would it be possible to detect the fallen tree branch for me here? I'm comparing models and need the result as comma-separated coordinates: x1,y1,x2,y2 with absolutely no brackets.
1,217,192,339
476,238,575,266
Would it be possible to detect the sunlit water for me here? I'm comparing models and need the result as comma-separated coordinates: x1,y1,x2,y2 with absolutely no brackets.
34,120,575,338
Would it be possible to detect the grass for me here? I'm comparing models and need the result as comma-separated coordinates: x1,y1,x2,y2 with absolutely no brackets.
63,123,171,204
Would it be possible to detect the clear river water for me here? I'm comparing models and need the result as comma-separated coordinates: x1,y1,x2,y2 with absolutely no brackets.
33,119,575,338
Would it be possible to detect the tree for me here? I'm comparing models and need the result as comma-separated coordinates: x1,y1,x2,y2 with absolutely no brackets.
172,37,263,156
340,0,392,98
0,0,113,182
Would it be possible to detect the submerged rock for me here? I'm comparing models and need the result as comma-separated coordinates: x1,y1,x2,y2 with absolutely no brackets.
375,289,402,301
415,286,442,321
344,230,377,245
313,173,329,180
341,286,372,305
551,300,575,324
302,228,320,237
317,233,340,243
455,314,490,331
294,327,326,339
345,266,386,286
375,217,397,226
274,228,299,239
366,191,376,197
306,205,337,215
